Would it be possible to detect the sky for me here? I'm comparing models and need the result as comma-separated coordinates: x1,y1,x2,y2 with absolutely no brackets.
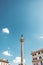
0,0,43,65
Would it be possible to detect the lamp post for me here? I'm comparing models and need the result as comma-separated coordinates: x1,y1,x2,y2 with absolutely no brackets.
20,35,24,65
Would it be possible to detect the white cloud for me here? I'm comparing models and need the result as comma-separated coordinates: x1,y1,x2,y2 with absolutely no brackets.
2,50,13,56
39,34,43,39
2,28,10,34
13,57,25,64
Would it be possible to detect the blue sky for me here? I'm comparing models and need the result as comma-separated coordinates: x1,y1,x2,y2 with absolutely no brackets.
0,0,43,65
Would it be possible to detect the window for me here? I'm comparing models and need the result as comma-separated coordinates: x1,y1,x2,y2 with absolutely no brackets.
35,58,37,60
35,54,36,55
32,54,34,56
38,52,40,54
32,54,36,56
33,58,34,60
39,56,42,59
33,58,37,60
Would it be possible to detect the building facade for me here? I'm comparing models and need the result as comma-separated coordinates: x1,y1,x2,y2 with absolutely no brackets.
31,49,43,65
0,59,10,65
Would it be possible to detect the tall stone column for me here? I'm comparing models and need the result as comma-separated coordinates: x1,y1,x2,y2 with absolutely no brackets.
20,35,24,65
